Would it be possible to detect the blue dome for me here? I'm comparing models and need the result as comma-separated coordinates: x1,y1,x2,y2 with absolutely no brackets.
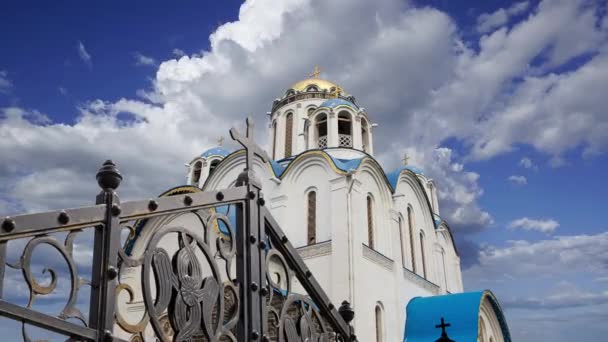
201,147,231,158
319,98,357,109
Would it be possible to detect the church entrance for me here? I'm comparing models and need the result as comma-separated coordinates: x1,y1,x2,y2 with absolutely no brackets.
0,119,355,342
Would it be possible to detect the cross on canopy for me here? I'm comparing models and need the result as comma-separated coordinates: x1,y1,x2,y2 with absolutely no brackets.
230,117,270,173
434,316,455,342
402,153,410,166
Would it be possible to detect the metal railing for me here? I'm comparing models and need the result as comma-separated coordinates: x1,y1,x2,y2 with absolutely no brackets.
0,118,356,342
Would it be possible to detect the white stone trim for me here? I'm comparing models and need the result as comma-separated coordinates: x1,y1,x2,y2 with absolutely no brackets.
297,240,332,259
362,244,394,271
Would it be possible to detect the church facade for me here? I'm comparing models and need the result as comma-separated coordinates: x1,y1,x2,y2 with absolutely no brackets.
182,73,511,341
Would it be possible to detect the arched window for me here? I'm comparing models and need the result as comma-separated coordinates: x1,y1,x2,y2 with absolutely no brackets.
407,206,416,273
209,159,220,177
306,85,318,92
307,191,316,245
192,161,202,185
286,89,295,97
272,120,277,159
367,194,374,249
399,217,406,267
361,119,370,152
285,112,293,157
375,304,384,342
315,114,328,148
338,111,352,147
420,231,427,278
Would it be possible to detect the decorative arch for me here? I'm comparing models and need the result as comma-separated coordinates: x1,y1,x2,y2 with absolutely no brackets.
209,159,220,177
306,85,319,92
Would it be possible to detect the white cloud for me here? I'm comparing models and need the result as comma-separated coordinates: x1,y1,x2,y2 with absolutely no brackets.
172,48,186,57
508,217,559,233
133,52,156,66
519,156,537,170
0,70,13,93
508,175,527,185
77,41,92,66
58,86,68,96
476,1,530,33
0,0,606,242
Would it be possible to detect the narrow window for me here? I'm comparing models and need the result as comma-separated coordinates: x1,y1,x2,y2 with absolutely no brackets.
367,195,374,249
272,120,277,159
375,305,383,342
338,111,352,147
307,191,316,245
192,161,202,185
408,206,416,273
209,159,220,177
285,113,293,157
399,217,406,267
315,114,328,148
420,231,427,278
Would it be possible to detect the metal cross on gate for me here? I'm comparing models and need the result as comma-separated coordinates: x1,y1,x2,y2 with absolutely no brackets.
230,117,270,187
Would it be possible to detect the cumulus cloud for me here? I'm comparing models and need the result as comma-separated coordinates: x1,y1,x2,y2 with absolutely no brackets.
133,52,157,66
0,70,13,93
0,0,605,246
77,41,92,66
476,1,530,33
464,232,608,340
172,48,186,57
519,156,537,170
508,175,527,185
508,217,559,233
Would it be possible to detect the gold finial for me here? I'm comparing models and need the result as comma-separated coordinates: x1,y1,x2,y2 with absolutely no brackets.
309,65,321,79
402,153,410,166
331,85,344,98
217,136,225,147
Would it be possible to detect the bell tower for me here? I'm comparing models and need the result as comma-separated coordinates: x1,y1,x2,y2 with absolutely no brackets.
268,68,374,160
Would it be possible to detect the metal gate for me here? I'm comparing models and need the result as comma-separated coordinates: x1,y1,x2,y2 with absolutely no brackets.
0,119,356,341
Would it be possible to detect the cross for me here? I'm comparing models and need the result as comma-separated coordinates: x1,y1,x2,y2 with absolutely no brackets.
435,317,451,337
402,153,410,166
217,136,224,147
309,65,321,79
229,117,270,173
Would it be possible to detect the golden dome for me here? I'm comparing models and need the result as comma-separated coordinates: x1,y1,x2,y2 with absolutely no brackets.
289,78,343,93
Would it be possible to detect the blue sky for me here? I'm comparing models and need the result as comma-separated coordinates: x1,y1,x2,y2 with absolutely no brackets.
1,0,608,341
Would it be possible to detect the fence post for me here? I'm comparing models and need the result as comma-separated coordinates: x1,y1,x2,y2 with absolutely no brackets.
89,160,123,341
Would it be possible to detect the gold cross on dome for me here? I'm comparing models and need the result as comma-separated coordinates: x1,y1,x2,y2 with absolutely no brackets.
402,153,410,166
309,65,321,79
217,136,224,147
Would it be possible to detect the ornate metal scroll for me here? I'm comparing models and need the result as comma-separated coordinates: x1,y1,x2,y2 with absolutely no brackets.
113,207,240,342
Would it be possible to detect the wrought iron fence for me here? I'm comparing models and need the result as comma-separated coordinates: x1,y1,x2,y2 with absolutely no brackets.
0,118,356,342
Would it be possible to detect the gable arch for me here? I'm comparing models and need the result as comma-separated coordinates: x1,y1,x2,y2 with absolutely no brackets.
394,171,436,234
201,150,275,191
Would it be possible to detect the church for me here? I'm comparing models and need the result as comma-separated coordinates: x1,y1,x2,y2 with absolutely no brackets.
121,70,511,341
184,70,511,342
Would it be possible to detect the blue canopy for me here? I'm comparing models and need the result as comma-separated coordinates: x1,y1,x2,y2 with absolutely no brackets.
404,290,511,342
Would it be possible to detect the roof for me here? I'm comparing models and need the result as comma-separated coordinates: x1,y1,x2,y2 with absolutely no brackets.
318,98,358,109
386,165,425,190
404,290,511,342
201,146,231,158
289,78,340,92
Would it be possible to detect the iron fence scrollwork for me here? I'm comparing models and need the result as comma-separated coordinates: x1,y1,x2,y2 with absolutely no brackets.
0,118,355,341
